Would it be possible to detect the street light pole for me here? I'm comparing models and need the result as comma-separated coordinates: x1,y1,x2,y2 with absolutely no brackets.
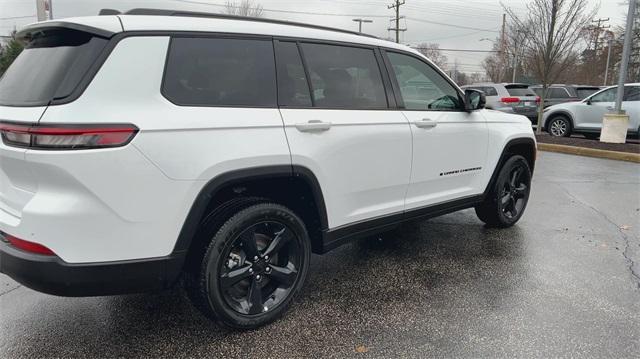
352,18,373,33
604,38,613,86
614,0,636,114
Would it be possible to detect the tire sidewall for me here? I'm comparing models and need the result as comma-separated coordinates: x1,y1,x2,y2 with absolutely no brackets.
493,156,532,226
548,116,572,137
202,203,311,329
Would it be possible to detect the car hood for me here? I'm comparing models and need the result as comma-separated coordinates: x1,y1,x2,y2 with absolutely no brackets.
481,109,531,123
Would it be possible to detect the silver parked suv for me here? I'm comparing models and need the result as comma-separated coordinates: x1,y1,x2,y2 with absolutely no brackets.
462,83,539,123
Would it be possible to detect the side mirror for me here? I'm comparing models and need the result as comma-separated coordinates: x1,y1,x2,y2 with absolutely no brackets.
464,89,486,111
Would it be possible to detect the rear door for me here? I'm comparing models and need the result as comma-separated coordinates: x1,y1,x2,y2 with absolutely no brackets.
623,86,640,131
383,50,488,210
276,41,412,229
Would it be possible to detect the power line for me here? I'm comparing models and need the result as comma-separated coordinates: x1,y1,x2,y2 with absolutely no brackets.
0,15,36,21
415,47,499,53
406,17,499,32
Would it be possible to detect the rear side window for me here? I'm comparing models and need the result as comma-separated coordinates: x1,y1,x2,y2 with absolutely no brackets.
549,88,570,98
275,42,312,107
163,37,277,107
0,29,108,106
624,86,640,101
300,43,387,109
505,86,536,97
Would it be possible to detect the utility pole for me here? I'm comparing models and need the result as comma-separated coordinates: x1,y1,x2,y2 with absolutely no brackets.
512,29,522,83
388,0,406,43
47,0,53,20
591,18,610,54
352,18,373,33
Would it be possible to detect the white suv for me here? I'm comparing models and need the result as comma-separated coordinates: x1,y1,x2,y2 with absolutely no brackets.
0,9,536,329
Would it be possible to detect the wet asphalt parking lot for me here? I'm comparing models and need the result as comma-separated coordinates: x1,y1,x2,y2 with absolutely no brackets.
1,151,639,358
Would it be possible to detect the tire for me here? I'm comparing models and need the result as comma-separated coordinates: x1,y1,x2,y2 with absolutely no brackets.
475,155,532,228
547,115,572,137
187,202,311,329
584,133,599,140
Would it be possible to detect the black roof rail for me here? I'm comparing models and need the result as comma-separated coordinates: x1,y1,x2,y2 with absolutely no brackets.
99,8,378,39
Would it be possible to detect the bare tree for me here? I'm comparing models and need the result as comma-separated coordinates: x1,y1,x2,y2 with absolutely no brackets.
415,43,448,70
224,0,264,17
505,0,597,133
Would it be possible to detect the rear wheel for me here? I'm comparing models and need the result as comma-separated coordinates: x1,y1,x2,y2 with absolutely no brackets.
548,116,572,137
475,155,532,228
187,202,311,329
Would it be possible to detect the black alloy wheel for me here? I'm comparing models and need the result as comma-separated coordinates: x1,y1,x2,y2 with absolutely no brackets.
187,202,310,329
475,155,532,228
218,221,302,316
498,164,528,220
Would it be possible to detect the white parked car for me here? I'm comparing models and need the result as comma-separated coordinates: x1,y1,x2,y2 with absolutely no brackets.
0,9,536,329
542,84,640,138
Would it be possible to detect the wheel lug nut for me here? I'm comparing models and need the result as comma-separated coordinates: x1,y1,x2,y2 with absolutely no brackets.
265,267,271,273
264,255,269,261
248,268,253,274
256,274,262,281
254,256,259,261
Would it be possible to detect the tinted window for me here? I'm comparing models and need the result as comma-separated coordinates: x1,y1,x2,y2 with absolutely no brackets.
163,37,276,107
506,86,536,97
531,87,543,96
590,88,616,102
0,29,108,106
301,43,387,109
387,52,462,111
624,86,640,101
576,88,600,99
549,88,570,98
276,42,311,107
470,86,498,96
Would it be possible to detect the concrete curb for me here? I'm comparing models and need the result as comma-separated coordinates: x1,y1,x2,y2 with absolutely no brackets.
538,143,640,163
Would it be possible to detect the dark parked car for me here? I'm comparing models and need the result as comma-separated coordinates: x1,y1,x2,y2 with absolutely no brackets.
530,85,601,108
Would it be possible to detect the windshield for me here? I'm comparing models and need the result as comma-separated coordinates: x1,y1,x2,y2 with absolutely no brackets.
0,29,108,106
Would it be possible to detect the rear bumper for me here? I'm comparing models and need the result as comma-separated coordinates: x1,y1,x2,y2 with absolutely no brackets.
0,240,185,297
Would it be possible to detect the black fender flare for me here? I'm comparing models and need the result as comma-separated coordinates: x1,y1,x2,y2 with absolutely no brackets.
482,137,537,200
171,165,328,254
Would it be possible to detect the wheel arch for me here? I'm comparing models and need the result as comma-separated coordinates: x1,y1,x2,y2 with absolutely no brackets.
173,165,329,259
544,110,575,131
483,137,536,199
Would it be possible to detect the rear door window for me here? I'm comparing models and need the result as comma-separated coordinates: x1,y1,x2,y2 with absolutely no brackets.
576,87,600,99
300,43,388,109
0,29,108,106
163,37,277,107
275,41,312,107
624,86,640,101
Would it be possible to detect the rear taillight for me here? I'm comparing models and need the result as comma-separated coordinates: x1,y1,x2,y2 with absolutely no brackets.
535,96,541,104
1,232,55,256
0,122,138,150
501,97,520,103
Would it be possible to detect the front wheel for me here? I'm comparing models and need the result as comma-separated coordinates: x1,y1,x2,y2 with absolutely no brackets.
475,155,532,228
188,202,311,329
547,116,572,137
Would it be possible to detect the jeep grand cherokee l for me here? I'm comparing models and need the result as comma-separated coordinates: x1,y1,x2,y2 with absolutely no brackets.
0,9,536,329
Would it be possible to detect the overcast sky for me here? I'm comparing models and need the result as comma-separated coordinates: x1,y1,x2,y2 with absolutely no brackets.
0,0,629,73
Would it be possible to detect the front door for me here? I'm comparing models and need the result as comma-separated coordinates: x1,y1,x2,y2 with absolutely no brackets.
276,41,412,229
383,50,488,211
